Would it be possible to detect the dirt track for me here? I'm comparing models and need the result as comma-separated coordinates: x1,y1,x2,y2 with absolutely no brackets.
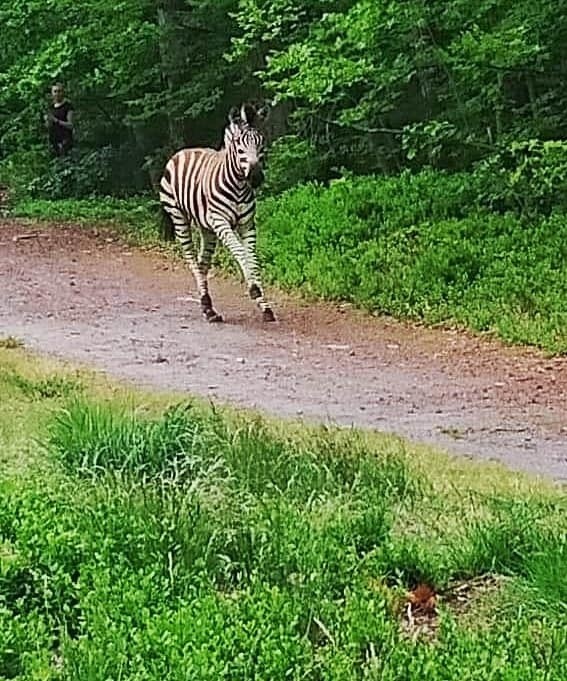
1,219,566,480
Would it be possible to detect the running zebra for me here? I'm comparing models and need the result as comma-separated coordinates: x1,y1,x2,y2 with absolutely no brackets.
159,103,275,323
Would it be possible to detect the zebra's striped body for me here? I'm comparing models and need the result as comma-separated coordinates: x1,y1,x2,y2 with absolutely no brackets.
159,103,274,323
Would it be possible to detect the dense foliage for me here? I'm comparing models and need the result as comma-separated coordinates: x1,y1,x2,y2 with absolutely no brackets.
230,0,567,173
2,0,567,192
0,0,243,195
259,172,567,352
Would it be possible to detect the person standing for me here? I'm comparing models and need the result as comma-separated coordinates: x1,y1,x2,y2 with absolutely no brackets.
45,82,74,156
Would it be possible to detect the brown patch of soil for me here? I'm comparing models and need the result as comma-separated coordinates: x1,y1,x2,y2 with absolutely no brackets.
400,575,509,642
1,219,566,479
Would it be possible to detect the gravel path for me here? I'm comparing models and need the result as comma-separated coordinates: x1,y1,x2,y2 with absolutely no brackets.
1,220,566,480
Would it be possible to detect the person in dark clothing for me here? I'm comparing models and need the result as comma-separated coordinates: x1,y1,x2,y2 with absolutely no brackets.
45,83,74,156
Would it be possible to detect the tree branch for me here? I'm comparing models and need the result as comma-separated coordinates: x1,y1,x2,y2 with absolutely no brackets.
318,116,403,135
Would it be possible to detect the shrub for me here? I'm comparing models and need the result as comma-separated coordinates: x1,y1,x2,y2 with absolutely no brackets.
2,394,566,680
0,145,147,201
473,139,567,215
258,171,567,352
261,135,328,195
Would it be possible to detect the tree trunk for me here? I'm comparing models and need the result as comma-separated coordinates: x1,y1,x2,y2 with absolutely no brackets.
157,0,186,150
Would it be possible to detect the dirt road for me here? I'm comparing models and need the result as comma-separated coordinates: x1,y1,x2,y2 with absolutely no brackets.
1,220,566,480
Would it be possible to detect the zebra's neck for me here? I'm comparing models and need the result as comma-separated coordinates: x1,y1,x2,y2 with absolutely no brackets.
221,144,254,201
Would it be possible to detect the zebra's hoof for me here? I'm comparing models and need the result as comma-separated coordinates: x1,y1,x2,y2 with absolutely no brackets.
204,310,224,323
262,308,276,322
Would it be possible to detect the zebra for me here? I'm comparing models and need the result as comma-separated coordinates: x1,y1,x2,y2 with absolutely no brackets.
159,103,275,323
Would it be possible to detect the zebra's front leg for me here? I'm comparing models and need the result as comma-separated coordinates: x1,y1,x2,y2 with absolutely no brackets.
177,226,223,322
214,219,275,321
237,220,276,322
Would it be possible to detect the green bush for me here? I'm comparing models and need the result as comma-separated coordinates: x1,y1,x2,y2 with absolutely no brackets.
258,171,567,352
0,145,147,201
261,135,329,195
1,395,566,679
0,147,52,202
473,139,567,215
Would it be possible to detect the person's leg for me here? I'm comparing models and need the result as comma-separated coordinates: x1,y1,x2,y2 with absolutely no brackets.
48,132,60,157
60,137,73,155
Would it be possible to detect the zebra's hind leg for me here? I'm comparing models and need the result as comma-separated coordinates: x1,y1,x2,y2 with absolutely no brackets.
249,284,275,322
176,222,223,323
196,228,223,322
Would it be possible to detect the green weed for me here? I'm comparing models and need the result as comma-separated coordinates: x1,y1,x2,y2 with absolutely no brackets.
0,368,82,400
0,336,24,350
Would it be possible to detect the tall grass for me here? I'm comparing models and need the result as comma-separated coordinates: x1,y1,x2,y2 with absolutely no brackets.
1,391,564,679
48,400,417,502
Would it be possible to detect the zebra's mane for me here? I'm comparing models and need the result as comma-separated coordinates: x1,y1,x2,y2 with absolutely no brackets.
221,102,269,148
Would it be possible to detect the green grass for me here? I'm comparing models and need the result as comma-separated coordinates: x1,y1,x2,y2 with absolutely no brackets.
9,168,567,353
1,348,566,680
11,196,161,246
0,368,82,401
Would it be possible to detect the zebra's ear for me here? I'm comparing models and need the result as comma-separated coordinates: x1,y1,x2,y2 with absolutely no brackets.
228,106,241,124
240,102,257,125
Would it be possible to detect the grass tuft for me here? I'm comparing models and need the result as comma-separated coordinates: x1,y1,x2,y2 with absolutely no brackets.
0,336,24,350
0,368,82,400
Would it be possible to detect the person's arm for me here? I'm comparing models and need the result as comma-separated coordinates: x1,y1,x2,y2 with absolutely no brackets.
55,110,74,130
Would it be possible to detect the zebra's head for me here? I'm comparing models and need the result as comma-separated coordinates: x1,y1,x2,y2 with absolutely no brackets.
226,103,269,189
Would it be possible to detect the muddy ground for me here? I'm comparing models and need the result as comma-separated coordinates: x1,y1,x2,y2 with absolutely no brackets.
1,220,566,480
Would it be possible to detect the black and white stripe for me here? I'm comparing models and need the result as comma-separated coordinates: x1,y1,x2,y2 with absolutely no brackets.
159,103,274,323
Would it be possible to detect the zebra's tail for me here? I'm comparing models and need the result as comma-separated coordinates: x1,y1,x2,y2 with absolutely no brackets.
159,207,176,241
158,167,177,241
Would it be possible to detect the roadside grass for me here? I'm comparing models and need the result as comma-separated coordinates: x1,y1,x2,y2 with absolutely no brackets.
1,348,565,679
9,196,161,247
0,336,24,350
